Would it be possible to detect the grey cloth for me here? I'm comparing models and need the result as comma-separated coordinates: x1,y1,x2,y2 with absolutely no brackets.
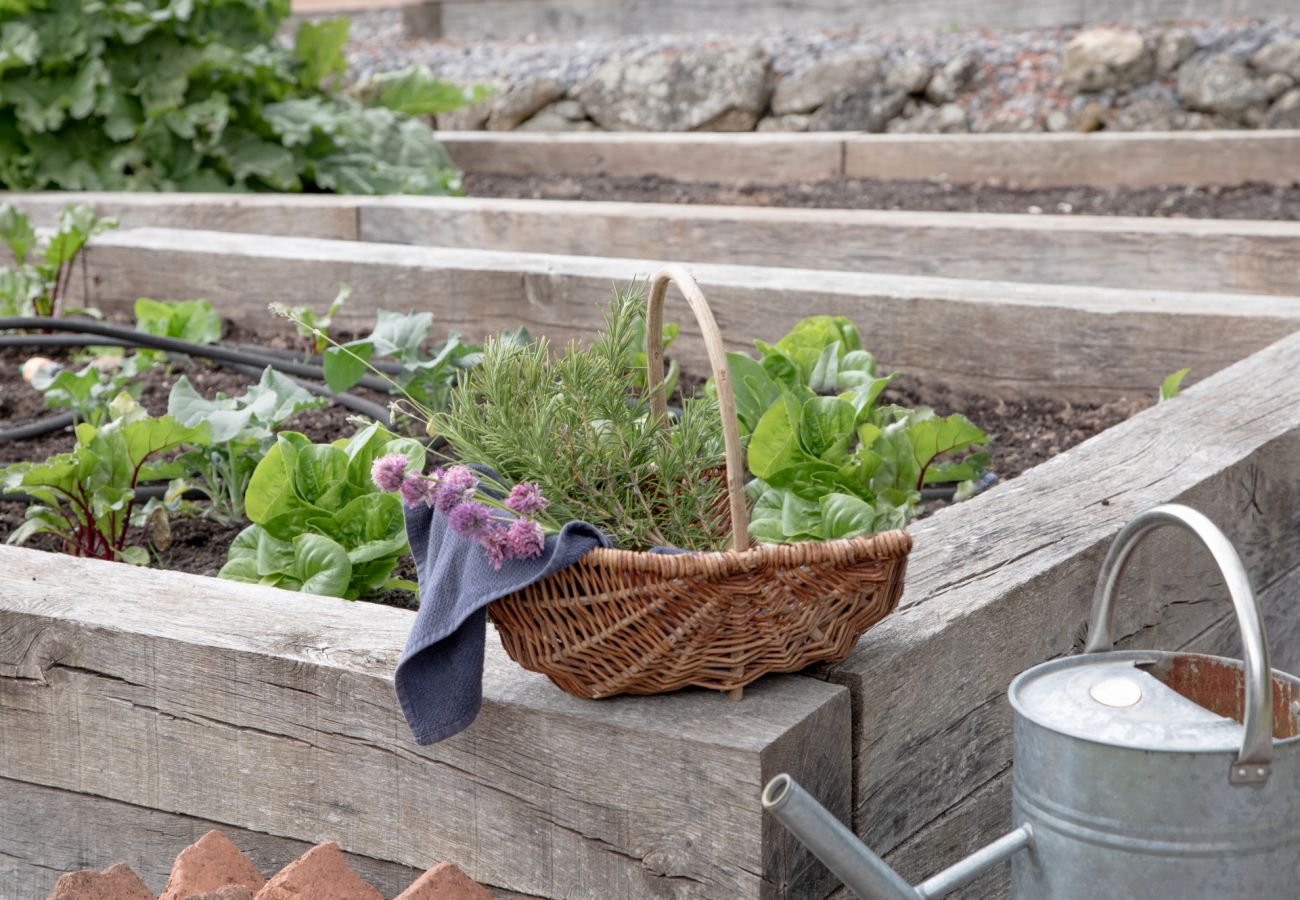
395,503,609,744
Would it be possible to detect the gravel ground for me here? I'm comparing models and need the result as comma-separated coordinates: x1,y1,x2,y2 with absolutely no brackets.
338,12,1300,131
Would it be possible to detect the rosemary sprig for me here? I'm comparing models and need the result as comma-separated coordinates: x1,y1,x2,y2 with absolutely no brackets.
432,285,728,552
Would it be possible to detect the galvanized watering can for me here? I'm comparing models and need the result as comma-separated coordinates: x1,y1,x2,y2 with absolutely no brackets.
763,504,1300,899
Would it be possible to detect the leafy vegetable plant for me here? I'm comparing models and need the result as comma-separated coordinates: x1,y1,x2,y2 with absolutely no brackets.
320,307,500,419
432,286,728,552
729,316,988,543
2,396,210,563
282,284,350,356
219,421,424,598
30,352,155,426
167,366,326,522
1160,368,1190,401
134,297,223,346
0,203,116,316
0,3,471,194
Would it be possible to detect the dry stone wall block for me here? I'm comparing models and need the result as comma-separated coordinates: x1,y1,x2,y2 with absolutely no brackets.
810,85,907,131
434,84,500,130
48,863,154,900
188,889,256,900
770,52,883,114
1253,38,1300,81
1156,28,1198,76
886,54,934,94
1266,88,1300,128
887,102,968,133
1178,54,1273,122
576,46,770,131
160,830,266,900
486,77,566,131
1063,28,1153,92
756,113,812,131
925,54,978,103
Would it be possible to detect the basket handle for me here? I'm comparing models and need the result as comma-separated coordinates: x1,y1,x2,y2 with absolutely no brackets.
645,266,749,552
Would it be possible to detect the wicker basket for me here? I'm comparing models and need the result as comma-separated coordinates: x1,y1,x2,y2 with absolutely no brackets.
489,266,912,700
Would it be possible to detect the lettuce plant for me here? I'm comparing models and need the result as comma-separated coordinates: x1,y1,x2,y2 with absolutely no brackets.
2,396,210,563
219,422,424,598
0,202,116,316
730,316,988,543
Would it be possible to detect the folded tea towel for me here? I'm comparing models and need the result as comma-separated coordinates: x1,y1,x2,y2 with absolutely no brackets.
395,502,609,744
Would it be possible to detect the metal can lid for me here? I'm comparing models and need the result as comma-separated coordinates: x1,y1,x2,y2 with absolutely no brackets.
1010,651,1247,753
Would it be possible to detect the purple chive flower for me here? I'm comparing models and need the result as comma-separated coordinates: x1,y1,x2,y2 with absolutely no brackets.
505,481,549,517
447,501,493,539
482,525,510,570
505,517,545,561
370,453,409,493
433,464,479,514
399,476,437,509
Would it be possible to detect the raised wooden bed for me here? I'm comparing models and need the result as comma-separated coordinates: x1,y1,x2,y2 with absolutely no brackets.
431,130,1300,190
62,226,1300,401
10,191,1298,295
5,192,1300,898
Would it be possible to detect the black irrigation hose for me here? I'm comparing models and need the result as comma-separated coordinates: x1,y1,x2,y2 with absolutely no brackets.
0,483,209,504
0,317,392,392
0,411,75,442
229,341,405,377
0,323,393,437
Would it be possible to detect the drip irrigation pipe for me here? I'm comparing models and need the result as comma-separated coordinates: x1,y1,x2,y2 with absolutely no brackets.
0,325,394,441
229,341,406,377
0,317,392,392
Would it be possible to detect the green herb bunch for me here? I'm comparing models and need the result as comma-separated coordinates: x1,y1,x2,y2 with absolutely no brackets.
431,286,729,552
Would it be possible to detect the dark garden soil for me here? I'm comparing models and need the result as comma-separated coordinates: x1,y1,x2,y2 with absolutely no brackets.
465,173,1300,220
0,319,1149,600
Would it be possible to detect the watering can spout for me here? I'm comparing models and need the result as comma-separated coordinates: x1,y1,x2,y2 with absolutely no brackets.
762,774,1033,900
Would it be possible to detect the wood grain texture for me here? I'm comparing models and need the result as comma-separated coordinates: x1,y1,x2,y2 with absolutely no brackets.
436,131,1300,189
0,548,851,899
71,227,1300,401
0,777,445,899
0,192,360,240
417,0,1298,39
844,130,1300,189
438,132,846,184
827,328,1300,875
357,197,1300,295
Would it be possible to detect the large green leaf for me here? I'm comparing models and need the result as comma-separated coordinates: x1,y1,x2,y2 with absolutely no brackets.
135,297,222,344
291,533,351,596
294,17,348,90
747,391,805,480
0,202,35,262
366,66,487,116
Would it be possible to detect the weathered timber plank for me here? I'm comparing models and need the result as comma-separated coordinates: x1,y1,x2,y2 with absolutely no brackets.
356,197,1300,295
439,132,846,184
438,131,1300,190
0,548,849,900
844,130,1300,189
842,556,1300,900
0,192,360,240
415,0,1298,40
16,191,1300,295
0,777,447,899
827,328,1300,866
71,227,1300,401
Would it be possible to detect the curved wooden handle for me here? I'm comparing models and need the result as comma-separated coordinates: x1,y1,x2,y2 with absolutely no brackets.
645,266,749,551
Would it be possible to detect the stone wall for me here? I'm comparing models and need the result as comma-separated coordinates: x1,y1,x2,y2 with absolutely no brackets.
424,24,1300,134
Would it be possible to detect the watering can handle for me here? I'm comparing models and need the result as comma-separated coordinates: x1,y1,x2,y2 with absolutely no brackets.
1084,503,1274,785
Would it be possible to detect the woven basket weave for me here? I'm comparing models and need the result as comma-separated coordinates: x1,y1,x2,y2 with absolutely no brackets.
489,266,912,700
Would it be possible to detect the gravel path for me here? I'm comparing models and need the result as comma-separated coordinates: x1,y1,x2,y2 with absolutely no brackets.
341,13,1300,131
